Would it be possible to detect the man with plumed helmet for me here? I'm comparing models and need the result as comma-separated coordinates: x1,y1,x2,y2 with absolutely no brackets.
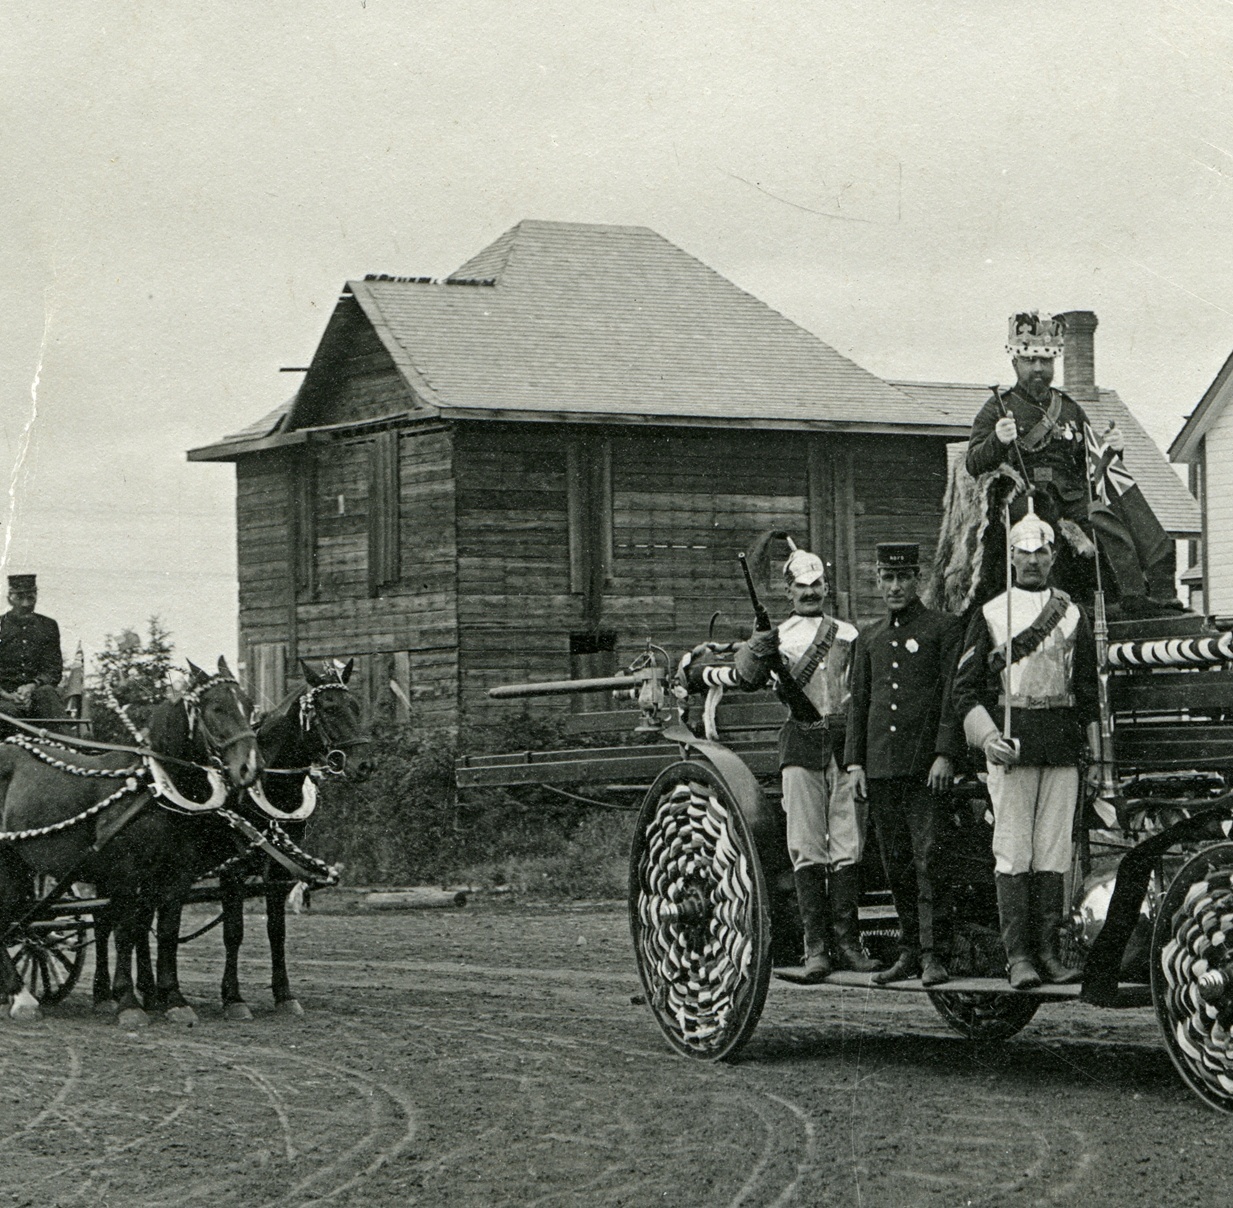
951,510,1098,989
845,542,964,987
965,311,1178,615
0,573,63,718
732,540,881,981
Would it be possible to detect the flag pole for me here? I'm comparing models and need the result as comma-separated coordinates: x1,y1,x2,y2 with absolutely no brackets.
1003,498,1015,743
1084,421,1122,824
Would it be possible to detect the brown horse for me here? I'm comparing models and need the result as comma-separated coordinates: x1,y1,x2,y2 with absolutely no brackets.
135,660,372,1023
0,657,259,1024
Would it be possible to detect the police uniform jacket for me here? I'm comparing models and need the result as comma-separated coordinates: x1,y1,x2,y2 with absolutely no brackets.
0,610,62,692
951,587,1098,766
966,385,1091,507
844,598,964,781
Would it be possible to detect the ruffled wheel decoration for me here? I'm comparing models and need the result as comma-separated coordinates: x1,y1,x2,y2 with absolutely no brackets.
1153,841,1233,1113
630,761,771,1061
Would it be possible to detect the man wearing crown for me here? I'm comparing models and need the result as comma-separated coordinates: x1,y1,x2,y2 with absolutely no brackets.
965,312,1178,617
732,543,882,981
951,512,1099,989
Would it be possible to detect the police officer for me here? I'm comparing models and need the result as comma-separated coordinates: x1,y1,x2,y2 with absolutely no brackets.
845,543,964,987
0,574,63,718
734,544,881,981
966,311,1177,615
951,512,1098,989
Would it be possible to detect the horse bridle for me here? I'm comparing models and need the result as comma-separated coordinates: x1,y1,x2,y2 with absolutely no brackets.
297,681,369,775
181,675,258,765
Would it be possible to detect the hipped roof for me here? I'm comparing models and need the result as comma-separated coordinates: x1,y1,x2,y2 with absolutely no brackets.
190,220,965,461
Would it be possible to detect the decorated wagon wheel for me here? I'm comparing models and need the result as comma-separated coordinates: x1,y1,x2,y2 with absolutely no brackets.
927,921,1040,1041
1151,840,1233,1113
5,918,89,1005
629,759,772,1061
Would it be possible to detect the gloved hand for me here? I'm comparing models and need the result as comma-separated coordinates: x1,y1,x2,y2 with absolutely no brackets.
995,416,1018,445
1105,424,1125,453
983,735,1020,767
745,628,779,659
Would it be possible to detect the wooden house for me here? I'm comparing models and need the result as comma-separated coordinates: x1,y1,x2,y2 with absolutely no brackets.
189,222,1195,729
1168,347,1233,613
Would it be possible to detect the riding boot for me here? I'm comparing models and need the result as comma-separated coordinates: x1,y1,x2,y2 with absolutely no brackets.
793,865,831,983
872,947,920,984
1033,872,1081,984
828,865,882,973
996,873,1042,990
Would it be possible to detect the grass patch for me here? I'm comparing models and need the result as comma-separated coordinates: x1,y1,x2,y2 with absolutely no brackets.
305,714,640,900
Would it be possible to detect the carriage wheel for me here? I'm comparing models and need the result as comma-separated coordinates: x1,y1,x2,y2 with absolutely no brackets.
629,760,772,1061
927,921,1040,1041
1151,841,1233,1113
6,919,89,1005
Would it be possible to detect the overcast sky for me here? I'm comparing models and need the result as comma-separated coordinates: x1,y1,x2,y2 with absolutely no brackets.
6,0,1233,669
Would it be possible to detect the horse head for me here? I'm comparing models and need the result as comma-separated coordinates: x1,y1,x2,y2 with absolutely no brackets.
182,657,261,789
294,658,374,781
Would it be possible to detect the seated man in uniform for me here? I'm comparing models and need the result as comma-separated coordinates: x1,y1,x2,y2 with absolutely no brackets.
966,311,1180,616
0,574,64,718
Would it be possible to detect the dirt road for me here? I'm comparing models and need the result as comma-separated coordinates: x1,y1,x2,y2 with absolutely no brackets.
0,901,1225,1207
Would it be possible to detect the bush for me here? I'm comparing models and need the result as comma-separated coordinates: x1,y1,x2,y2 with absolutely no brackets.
305,711,640,897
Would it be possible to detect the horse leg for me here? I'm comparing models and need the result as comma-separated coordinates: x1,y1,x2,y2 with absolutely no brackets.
91,911,120,1015
0,862,40,1022
154,899,198,1027
221,873,252,1021
111,900,151,1029
267,875,303,1016
135,913,157,1010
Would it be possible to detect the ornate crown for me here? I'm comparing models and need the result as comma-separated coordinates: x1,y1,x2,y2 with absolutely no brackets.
1006,311,1065,358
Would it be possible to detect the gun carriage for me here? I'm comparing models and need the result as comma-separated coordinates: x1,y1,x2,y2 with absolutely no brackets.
456,611,1233,1114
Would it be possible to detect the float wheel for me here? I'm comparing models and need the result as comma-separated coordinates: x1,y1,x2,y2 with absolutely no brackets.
629,760,772,1061
1151,841,1233,1113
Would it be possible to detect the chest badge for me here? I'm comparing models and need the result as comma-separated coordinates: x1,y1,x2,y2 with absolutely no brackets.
905,638,920,653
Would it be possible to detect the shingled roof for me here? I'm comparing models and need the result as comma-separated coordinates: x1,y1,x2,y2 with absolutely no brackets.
891,380,1200,537
191,221,962,460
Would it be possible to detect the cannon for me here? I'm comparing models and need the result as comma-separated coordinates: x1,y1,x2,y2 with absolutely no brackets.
455,617,1233,1112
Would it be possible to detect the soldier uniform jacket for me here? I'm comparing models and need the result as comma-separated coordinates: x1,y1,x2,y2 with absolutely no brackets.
951,587,1098,766
844,598,964,780
0,611,61,692
742,613,858,772
966,386,1091,505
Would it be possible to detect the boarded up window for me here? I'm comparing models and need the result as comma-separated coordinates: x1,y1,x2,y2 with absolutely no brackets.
315,441,369,596
368,430,401,595
248,641,287,713
291,451,317,600
566,436,612,595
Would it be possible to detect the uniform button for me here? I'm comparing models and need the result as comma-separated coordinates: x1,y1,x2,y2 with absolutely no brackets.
889,725,897,732
891,703,898,710
891,640,898,647
892,662,899,669
892,683,899,690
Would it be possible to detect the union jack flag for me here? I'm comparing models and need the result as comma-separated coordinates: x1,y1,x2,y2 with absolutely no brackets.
1084,422,1136,504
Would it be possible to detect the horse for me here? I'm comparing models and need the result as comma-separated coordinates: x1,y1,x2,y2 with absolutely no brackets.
134,659,372,1023
0,657,259,1025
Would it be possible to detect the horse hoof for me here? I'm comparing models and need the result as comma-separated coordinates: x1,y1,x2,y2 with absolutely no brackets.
224,1002,254,1022
117,1007,151,1030
165,1005,198,1028
9,990,42,1022
93,999,120,1016
275,998,304,1017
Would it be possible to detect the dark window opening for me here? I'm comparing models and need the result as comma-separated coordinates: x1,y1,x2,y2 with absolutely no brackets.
569,630,619,710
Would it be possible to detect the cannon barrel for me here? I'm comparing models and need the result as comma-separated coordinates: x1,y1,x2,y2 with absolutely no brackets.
488,672,653,699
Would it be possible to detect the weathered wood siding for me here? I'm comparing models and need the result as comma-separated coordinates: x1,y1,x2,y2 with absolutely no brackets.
236,451,294,709
454,423,950,725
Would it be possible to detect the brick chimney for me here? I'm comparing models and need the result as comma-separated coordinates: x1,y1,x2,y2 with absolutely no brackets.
1059,310,1098,402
